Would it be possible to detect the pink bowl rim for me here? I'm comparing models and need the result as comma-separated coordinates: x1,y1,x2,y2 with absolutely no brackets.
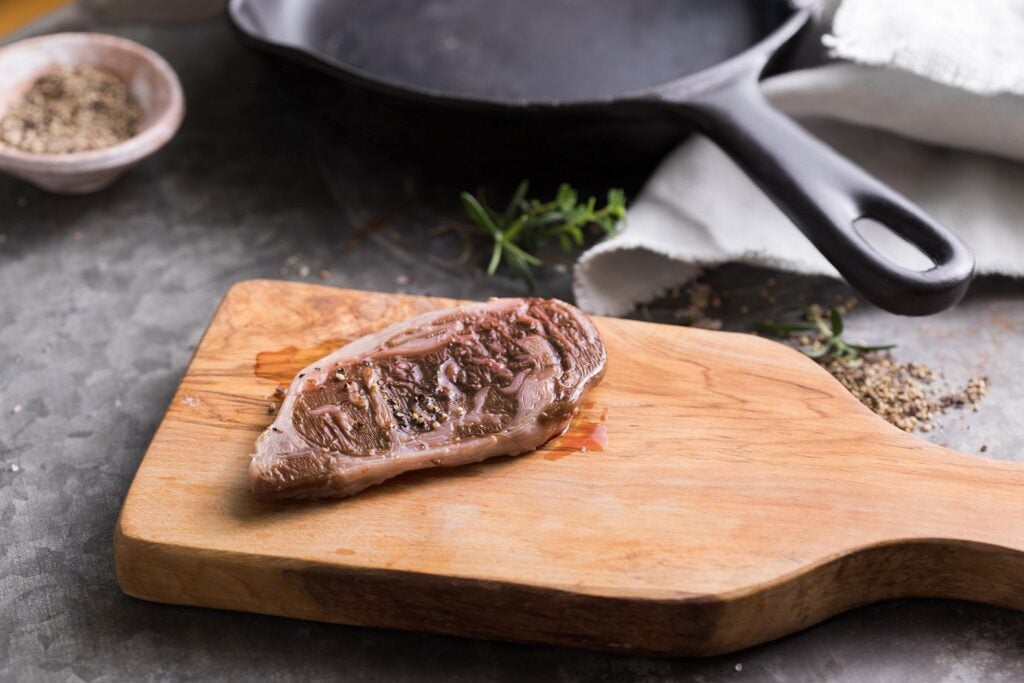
0,32,185,171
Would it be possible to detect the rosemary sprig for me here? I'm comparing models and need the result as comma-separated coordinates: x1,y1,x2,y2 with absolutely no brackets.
756,307,895,363
460,181,626,288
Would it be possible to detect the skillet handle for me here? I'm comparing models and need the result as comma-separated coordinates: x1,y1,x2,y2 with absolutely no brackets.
678,79,974,316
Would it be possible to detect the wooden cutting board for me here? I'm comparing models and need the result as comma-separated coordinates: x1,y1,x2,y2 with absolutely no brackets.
115,279,1024,655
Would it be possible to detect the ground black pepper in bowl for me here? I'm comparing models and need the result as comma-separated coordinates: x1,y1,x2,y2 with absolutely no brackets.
0,66,140,154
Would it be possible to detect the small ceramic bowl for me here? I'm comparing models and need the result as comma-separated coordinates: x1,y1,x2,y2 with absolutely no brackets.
0,32,184,194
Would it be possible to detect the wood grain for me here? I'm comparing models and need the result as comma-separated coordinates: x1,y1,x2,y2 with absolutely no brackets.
115,280,1024,655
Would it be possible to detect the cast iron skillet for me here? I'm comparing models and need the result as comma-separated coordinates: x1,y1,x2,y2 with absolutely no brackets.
228,0,974,315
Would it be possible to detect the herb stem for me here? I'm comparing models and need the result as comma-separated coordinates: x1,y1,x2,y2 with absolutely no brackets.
757,306,895,363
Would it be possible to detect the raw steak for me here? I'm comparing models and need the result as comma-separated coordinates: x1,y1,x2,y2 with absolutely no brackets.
250,297,606,500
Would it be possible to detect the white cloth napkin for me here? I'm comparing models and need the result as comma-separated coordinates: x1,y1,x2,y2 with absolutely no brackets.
573,0,1024,316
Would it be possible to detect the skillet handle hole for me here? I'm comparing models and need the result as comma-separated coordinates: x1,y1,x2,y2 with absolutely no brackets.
853,217,936,273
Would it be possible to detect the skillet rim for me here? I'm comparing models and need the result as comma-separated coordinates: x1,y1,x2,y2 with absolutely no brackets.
226,0,813,111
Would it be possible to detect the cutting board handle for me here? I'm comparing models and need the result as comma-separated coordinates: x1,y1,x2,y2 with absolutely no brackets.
875,444,1024,610
909,445,1023,547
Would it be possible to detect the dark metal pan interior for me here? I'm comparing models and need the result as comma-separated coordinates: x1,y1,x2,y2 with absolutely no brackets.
230,0,793,103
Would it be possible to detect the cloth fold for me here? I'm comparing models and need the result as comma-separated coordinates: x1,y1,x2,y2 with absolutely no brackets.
573,0,1024,316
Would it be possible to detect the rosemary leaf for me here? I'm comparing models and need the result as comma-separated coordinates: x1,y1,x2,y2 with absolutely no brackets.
461,180,626,287
757,306,896,363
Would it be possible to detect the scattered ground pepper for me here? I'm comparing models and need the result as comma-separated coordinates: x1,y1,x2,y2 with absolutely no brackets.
751,298,983,431
821,353,988,432
280,254,303,277
1,66,140,154
763,302,989,433
643,279,992,435
665,282,723,330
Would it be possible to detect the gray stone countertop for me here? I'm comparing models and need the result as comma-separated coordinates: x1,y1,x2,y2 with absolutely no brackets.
2,8,1023,682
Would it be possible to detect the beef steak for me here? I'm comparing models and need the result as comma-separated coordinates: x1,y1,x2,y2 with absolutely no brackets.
250,297,606,500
